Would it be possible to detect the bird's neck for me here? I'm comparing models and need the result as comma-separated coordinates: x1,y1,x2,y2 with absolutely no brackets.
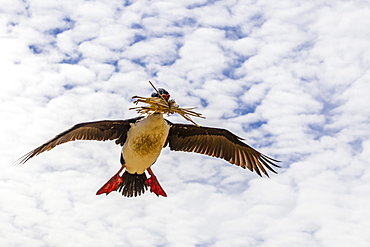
139,113,165,126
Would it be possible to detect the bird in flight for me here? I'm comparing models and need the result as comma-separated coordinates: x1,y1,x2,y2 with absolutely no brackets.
17,88,280,197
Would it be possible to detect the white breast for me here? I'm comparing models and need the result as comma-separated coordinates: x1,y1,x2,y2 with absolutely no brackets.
122,114,170,174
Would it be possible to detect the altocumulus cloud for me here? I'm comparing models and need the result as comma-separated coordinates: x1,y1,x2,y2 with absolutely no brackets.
1,0,370,246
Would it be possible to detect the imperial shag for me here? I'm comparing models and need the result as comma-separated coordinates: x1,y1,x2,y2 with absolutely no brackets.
17,88,280,197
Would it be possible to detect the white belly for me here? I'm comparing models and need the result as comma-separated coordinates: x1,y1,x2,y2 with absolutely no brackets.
122,114,170,174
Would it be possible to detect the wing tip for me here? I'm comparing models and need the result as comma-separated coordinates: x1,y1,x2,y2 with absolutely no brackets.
14,150,37,166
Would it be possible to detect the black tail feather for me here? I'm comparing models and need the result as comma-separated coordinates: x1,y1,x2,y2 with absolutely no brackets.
117,171,148,197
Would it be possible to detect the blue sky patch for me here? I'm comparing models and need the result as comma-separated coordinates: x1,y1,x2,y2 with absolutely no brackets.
28,45,42,54
61,54,82,64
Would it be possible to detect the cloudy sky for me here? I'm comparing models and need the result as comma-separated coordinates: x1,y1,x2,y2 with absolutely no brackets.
1,0,370,246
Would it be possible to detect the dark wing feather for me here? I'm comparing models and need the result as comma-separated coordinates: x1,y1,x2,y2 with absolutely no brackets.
167,124,280,177
16,117,143,165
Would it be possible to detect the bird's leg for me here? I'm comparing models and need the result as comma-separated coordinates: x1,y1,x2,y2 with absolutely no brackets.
96,165,125,195
145,167,167,197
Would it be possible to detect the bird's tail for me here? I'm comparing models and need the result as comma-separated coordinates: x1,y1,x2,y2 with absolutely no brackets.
117,171,148,197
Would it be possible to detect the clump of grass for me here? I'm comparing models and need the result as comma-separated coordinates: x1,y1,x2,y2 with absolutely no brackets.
129,82,205,126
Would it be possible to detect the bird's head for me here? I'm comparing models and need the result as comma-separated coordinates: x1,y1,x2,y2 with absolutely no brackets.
151,88,170,101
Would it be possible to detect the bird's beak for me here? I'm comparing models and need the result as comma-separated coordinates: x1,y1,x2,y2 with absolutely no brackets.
162,94,170,101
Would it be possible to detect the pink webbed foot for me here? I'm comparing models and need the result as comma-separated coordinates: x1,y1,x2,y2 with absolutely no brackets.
145,167,167,197
96,165,125,195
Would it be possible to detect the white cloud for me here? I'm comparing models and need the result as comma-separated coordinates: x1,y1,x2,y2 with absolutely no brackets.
1,0,370,246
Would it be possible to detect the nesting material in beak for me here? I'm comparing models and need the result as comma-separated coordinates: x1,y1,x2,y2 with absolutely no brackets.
129,96,205,127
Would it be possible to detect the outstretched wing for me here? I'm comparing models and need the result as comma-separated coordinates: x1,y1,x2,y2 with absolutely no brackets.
167,123,280,177
16,117,143,165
